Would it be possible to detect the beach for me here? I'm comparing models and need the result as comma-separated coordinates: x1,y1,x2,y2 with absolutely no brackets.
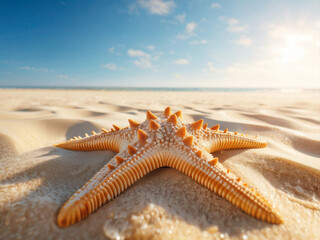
0,89,319,240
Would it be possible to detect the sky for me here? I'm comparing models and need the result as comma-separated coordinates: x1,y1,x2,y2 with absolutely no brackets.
1,0,319,88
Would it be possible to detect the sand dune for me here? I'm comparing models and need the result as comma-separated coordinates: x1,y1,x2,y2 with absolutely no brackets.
0,89,319,239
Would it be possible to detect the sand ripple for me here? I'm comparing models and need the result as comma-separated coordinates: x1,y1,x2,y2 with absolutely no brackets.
0,89,319,240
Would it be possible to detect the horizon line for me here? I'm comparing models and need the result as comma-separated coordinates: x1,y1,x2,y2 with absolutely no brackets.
0,86,319,92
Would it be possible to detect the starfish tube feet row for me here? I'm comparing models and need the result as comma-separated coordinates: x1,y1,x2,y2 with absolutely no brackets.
54,107,283,227
57,148,164,227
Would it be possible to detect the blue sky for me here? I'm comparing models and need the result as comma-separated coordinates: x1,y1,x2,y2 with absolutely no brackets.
1,0,319,88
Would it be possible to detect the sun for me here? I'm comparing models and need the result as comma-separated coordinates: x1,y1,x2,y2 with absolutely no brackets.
277,44,304,64
274,34,313,64
273,33,313,64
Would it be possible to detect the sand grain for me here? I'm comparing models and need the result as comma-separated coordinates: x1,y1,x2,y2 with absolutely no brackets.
0,89,319,239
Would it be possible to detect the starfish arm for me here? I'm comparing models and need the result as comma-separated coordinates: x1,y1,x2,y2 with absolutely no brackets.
201,130,267,153
54,108,284,227
57,147,165,227
53,128,134,153
165,147,283,224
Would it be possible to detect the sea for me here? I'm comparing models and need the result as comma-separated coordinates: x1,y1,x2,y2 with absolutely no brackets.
0,86,316,93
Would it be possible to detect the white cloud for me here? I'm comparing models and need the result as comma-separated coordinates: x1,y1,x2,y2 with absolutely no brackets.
108,45,124,56
177,22,197,39
100,63,118,71
21,66,31,70
203,62,217,72
173,73,185,80
173,58,190,65
128,49,150,57
190,39,207,45
175,13,186,23
153,51,164,60
219,17,248,33
109,47,115,53
226,18,239,25
211,3,221,9
234,37,252,47
128,3,138,14
127,49,152,69
20,66,54,73
186,22,197,32
59,74,69,79
147,45,155,50
137,0,175,15
134,58,152,69
228,25,247,33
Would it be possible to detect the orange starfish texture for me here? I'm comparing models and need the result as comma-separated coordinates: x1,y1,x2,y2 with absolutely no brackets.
54,107,283,227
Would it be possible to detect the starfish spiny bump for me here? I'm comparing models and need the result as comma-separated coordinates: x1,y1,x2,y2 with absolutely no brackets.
54,107,283,227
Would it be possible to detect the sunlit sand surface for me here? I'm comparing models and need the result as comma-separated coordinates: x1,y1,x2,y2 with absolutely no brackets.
0,89,319,239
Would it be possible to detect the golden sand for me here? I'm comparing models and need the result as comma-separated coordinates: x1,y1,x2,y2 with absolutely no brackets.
0,89,319,239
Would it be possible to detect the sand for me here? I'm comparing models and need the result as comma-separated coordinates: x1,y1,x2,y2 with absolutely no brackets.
0,89,319,240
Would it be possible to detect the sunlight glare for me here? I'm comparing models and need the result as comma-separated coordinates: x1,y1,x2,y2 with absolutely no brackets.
276,45,305,63
273,33,313,64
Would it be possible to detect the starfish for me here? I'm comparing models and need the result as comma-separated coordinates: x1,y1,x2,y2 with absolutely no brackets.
54,107,283,227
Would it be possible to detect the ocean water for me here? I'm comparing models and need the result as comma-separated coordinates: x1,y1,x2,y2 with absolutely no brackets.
0,86,316,93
